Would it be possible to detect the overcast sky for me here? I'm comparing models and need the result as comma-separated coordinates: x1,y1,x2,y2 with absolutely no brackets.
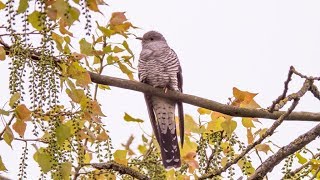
1,0,320,179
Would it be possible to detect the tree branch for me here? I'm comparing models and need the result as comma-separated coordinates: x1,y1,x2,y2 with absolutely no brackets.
89,72,320,121
83,162,150,180
248,122,320,179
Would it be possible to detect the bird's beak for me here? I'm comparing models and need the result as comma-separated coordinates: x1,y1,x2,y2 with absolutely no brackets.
136,37,143,40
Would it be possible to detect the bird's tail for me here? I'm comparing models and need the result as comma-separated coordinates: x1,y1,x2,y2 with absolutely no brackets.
152,97,181,168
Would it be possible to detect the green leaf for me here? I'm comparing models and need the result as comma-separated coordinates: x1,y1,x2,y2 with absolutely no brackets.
79,38,93,56
28,11,42,31
33,148,53,173
103,45,112,53
98,25,113,37
17,0,29,14
295,152,307,164
0,156,7,171
3,126,13,148
138,145,147,154
0,1,5,10
56,124,71,146
124,113,144,123
122,40,133,55
9,92,21,108
113,46,124,53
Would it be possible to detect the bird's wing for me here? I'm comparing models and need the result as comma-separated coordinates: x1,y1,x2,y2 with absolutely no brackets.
144,94,161,144
177,65,184,148
139,72,161,144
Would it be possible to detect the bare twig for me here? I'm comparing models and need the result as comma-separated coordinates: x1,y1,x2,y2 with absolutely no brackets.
248,122,320,179
199,98,300,180
273,79,312,111
269,66,294,112
83,162,150,180
309,84,320,100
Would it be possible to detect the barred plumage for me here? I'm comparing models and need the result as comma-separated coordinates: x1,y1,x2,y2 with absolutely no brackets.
137,31,184,168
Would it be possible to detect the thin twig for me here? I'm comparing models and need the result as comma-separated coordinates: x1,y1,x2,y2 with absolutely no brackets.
248,122,320,179
199,98,300,179
269,66,294,112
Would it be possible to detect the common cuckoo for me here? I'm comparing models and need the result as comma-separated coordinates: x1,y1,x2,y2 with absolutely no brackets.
137,31,184,168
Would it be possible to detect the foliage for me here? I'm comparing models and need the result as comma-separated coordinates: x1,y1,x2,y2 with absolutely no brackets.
0,0,319,179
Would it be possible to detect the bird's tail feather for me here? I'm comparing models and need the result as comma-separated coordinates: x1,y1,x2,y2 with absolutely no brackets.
152,97,181,168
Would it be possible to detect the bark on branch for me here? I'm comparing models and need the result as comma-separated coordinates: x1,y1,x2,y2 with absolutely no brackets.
84,162,150,180
89,72,320,121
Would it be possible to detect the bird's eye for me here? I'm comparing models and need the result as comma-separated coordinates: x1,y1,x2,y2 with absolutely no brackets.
150,38,154,41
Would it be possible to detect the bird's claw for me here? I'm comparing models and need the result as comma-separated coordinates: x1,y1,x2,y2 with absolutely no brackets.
163,87,168,93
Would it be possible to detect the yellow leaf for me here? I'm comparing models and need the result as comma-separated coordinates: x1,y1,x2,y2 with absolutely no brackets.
91,100,105,116
181,136,197,157
33,148,54,173
138,145,147,154
56,123,71,146
184,114,205,134
166,169,175,179
183,152,199,173
232,87,260,109
3,126,13,148
110,12,127,26
206,116,224,133
113,46,124,53
0,46,5,60
87,0,100,12
220,141,231,154
123,112,143,123
295,152,307,164
113,150,127,165
66,88,85,103
98,84,111,90
60,162,72,180
255,144,271,154
197,107,211,115
9,92,21,108
79,38,93,56
237,158,255,176
13,119,27,137
15,104,31,121
242,118,255,128
0,1,5,10
96,131,109,141
0,156,7,171
84,152,92,164
28,11,42,30
221,118,237,137
247,128,254,144
211,111,232,121
221,157,228,167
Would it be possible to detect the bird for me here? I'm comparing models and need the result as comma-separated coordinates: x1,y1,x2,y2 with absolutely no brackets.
137,31,184,168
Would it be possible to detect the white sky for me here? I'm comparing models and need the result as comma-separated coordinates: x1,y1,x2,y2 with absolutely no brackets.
1,0,320,179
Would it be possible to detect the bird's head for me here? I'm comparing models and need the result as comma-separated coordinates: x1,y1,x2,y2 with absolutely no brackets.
136,31,168,48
